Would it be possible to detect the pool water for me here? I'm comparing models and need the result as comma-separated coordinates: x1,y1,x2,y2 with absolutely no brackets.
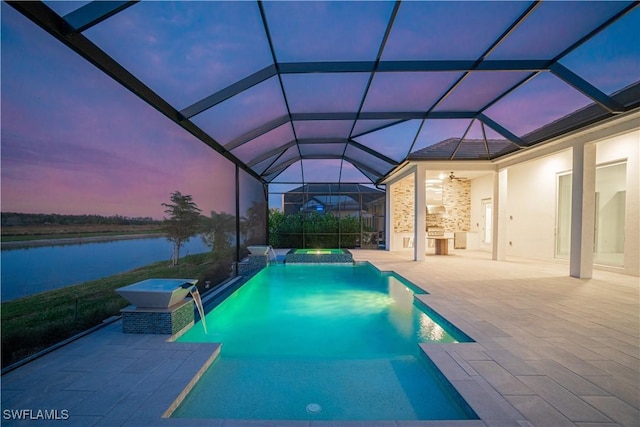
173,263,476,421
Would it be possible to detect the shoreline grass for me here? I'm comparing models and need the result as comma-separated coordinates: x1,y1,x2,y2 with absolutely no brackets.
2,228,164,243
1,252,231,368
2,224,163,242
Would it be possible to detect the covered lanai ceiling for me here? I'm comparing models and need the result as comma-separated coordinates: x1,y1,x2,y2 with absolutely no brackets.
9,1,640,185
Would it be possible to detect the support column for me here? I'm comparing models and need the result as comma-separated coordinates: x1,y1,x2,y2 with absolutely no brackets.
385,180,392,251
414,164,427,261
570,143,596,278
492,168,508,261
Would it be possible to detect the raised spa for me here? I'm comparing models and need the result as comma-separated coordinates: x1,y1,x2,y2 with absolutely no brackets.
285,248,353,263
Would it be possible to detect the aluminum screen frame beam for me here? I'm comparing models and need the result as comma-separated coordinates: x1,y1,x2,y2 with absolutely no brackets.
62,1,137,35
550,63,625,113
181,65,278,119
179,59,568,120
8,0,265,183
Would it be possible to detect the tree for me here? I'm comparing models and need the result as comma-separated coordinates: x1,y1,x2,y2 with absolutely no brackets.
201,211,236,252
268,209,290,247
241,200,268,246
161,191,202,266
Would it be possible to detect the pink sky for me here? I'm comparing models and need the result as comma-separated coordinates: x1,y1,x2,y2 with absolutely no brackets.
1,2,637,218
1,4,236,220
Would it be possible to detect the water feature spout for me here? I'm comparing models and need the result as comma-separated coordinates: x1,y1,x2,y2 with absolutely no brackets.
267,246,278,264
247,245,279,265
183,283,208,334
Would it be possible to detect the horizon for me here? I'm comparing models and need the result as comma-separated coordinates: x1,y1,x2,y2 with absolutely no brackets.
1,211,163,220
1,4,238,219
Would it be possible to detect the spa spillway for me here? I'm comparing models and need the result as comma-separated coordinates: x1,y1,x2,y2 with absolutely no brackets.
116,278,198,308
285,248,353,263
116,278,199,334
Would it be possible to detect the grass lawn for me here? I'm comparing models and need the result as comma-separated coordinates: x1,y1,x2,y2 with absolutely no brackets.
1,252,230,368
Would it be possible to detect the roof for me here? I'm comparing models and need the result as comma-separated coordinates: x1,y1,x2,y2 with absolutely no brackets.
8,1,640,186
285,184,384,195
409,138,518,160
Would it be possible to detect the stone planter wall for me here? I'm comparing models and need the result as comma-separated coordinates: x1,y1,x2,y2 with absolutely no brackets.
121,299,194,335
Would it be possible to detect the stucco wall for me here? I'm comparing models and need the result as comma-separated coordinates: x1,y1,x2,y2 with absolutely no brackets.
465,128,639,275
503,149,573,261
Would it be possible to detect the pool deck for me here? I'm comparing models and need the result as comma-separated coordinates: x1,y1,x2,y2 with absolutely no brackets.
1,249,638,426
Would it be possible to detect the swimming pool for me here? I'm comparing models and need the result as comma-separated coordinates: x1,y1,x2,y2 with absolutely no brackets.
172,262,476,421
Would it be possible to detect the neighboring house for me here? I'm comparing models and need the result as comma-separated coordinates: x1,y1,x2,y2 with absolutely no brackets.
283,184,385,218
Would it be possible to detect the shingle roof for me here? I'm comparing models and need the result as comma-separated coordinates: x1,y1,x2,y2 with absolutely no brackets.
409,138,520,160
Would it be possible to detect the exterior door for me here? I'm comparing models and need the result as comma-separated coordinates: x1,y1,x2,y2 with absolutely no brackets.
481,198,492,248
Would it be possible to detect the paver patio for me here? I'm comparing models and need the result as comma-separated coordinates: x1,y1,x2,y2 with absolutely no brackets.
2,249,638,426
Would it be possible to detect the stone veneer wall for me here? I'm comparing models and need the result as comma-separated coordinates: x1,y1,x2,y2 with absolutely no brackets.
121,300,194,334
237,254,268,277
392,175,415,233
442,179,471,232
394,175,471,233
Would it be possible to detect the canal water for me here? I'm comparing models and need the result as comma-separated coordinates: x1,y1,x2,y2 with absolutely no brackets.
1,236,210,301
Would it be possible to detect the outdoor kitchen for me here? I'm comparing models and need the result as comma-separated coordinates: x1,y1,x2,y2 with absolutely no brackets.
391,173,476,254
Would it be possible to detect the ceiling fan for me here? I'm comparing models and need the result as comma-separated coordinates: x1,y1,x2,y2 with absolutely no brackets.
448,171,468,181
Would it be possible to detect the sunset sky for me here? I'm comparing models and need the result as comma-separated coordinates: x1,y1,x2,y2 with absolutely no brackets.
1,3,238,219
1,1,638,219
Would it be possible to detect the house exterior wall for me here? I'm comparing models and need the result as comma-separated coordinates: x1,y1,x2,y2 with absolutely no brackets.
442,179,471,232
392,174,415,233
393,176,472,234
502,149,573,261
465,128,639,275
390,171,474,251
389,116,639,276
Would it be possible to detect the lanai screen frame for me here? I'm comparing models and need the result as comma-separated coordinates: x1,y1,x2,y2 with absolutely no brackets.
7,1,640,190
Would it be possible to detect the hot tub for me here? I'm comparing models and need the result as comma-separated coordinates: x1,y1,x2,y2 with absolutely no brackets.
285,248,353,264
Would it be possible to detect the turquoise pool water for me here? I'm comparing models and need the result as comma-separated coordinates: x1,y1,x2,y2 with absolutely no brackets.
173,263,476,420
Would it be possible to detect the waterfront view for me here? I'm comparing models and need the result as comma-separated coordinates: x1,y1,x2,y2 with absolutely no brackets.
1,236,210,301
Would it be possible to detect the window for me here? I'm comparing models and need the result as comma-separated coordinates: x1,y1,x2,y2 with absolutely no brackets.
481,199,492,245
556,172,572,260
555,161,627,266
594,162,626,267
